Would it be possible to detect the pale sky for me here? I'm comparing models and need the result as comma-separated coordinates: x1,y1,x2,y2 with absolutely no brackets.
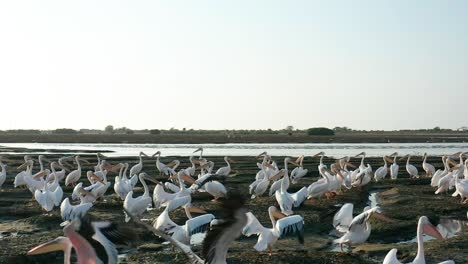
1,1,467,131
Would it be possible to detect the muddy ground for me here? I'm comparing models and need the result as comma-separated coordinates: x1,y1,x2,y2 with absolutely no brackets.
0,152,467,263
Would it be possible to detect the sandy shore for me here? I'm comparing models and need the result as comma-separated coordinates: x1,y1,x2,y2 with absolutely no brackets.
1,154,467,264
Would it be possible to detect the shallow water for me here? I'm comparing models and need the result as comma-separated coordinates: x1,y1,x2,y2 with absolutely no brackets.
1,142,468,158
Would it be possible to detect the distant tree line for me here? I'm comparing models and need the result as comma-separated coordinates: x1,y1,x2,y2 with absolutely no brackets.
0,125,465,135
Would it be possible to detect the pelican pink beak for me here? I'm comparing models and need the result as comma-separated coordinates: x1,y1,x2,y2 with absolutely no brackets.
423,222,445,240
28,236,71,256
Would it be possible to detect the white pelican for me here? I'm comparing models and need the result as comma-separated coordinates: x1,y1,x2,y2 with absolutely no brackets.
54,156,72,182
452,174,468,203
355,152,367,172
352,164,372,187
28,220,122,264
374,156,391,182
464,159,468,179
60,197,93,223
153,151,177,177
123,172,159,222
383,216,453,264
0,157,9,189
251,168,283,199
14,157,34,188
129,151,148,177
307,167,331,199
422,153,435,177
84,172,111,200
401,155,419,178
65,156,89,187
333,205,392,250
431,156,449,187
275,157,307,215
181,156,197,177
45,168,64,207
242,206,304,255
154,196,213,245
314,152,327,175
153,171,196,209
390,152,399,180
215,156,235,178
193,173,228,201
34,186,55,212
34,155,51,178
114,163,132,200
72,182,98,204
291,155,308,184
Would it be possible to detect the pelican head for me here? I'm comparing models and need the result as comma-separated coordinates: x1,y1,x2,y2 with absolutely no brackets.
311,151,324,158
354,152,366,158
28,236,72,256
419,216,444,240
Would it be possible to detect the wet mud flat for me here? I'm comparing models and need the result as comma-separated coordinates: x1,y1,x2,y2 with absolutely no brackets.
0,154,467,263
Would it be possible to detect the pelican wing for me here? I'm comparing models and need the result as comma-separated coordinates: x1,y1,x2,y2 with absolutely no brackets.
333,203,354,232
268,179,282,197
153,184,175,209
91,221,118,264
186,214,216,236
348,210,372,232
276,215,304,243
164,182,180,193
291,187,308,207
382,248,402,264
242,212,265,236
196,174,221,188
166,196,191,213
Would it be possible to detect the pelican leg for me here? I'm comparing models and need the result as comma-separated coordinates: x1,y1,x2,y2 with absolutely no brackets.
463,198,468,204
340,243,344,252
268,246,272,256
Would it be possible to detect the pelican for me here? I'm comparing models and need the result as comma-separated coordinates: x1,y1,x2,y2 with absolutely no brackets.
153,171,196,210
181,156,197,177
72,182,98,204
54,156,72,182
45,168,64,207
215,156,235,178
27,220,131,264
464,159,468,180
251,168,284,199
65,156,89,187
193,147,206,163
352,164,372,187
390,152,399,180
400,155,419,178
422,153,435,177
34,185,55,212
314,151,327,175
355,152,367,172
202,193,248,264
193,173,228,201
383,216,453,264
129,151,148,177
242,206,304,255
35,155,51,178
291,155,308,184
153,151,177,177
60,197,93,223
154,196,213,245
0,157,9,189
452,174,468,203
124,172,159,222
431,156,449,187
14,157,34,188
374,156,391,182
84,172,111,200
114,163,132,200
333,205,392,250
275,157,307,215
307,167,331,199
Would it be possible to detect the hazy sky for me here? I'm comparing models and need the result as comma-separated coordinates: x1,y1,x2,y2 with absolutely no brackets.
1,1,467,131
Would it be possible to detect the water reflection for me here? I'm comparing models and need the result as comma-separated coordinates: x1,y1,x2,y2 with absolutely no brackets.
1,142,468,157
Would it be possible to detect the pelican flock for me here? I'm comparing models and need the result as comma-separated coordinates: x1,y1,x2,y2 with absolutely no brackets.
0,149,464,263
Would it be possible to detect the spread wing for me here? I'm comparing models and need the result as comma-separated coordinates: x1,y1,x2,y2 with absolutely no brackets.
186,214,216,236
333,203,354,232
242,212,266,237
276,215,304,244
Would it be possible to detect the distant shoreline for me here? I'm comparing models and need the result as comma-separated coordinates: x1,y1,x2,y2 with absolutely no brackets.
0,133,467,144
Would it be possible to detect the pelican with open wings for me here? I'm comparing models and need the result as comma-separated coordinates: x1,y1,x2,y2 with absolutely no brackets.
333,203,392,250
154,196,213,245
242,206,304,255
